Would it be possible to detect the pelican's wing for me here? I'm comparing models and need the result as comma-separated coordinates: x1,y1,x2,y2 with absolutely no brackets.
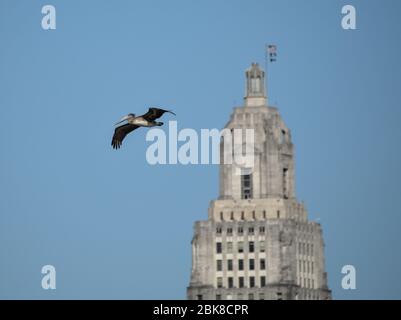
111,123,139,149
142,108,176,122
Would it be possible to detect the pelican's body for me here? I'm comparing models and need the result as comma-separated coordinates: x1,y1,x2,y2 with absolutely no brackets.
128,116,163,127
111,107,175,149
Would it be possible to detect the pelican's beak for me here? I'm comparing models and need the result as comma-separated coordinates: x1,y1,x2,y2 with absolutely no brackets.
115,115,130,126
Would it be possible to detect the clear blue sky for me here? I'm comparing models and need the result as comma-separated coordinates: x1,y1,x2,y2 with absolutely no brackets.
1,0,400,299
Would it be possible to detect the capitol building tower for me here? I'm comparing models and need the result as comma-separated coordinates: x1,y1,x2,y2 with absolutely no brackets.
187,63,331,300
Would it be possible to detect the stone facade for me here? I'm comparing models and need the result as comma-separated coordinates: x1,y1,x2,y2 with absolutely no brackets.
187,63,331,300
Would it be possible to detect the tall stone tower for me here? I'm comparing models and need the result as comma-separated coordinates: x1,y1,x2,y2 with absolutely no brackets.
187,63,331,300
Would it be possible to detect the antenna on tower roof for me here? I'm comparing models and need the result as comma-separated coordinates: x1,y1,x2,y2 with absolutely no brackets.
265,44,277,106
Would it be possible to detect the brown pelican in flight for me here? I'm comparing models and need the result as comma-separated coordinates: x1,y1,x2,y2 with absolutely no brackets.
111,107,175,149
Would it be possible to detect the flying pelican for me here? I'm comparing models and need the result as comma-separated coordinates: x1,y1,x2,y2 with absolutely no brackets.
111,107,175,149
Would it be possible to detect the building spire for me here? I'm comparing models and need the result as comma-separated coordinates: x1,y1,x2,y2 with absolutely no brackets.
244,62,267,107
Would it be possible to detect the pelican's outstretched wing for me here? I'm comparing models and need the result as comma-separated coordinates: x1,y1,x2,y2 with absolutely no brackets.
111,123,139,149
142,108,176,122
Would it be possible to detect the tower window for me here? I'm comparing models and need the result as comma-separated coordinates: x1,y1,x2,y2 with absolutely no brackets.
238,227,243,235
260,259,266,270
238,241,244,253
283,168,288,199
239,277,244,288
238,259,244,271
248,227,254,235
227,228,233,235
217,277,223,288
280,129,286,144
241,174,253,199
263,210,266,219
261,276,266,287
249,241,255,253
227,260,233,271
216,260,222,271
259,226,265,233
227,242,233,253
230,211,234,220
249,276,255,288
216,242,222,254
241,211,245,220
228,277,234,288
249,259,255,270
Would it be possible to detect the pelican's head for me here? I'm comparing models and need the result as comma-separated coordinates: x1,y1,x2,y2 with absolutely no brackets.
115,113,135,126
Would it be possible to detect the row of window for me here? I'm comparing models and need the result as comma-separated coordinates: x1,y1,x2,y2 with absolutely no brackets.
298,225,316,233
235,113,254,121
218,210,281,221
216,241,265,254
298,242,314,256
216,226,266,235
196,292,320,300
298,291,321,300
298,277,315,289
217,258,266,272
216,292,267,300
211,291,321,300
298,260,314,274
217,276,266,289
